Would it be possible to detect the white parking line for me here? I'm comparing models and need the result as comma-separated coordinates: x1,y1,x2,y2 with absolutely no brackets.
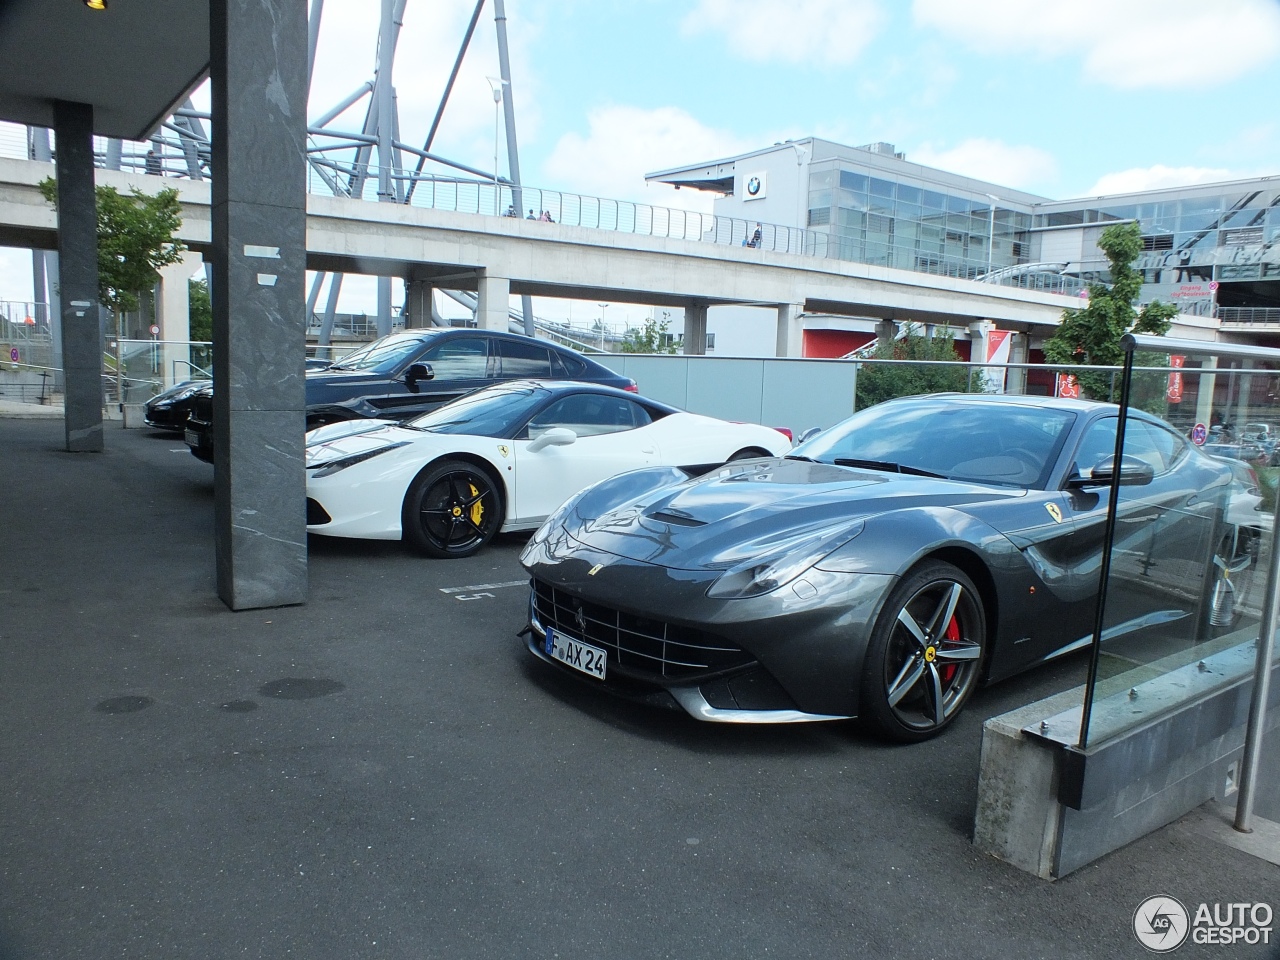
438,580,528,595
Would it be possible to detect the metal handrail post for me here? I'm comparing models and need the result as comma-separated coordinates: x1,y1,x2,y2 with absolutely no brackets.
1234,493,1280,832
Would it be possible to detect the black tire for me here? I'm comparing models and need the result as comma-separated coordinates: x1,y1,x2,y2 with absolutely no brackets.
402,460,502,559
859,560,987,743
727,447,771,462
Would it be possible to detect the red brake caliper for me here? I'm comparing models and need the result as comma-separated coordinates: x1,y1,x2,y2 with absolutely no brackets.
939,614,961,685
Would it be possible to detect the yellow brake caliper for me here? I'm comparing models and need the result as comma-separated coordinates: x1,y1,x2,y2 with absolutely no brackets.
468,482,484,527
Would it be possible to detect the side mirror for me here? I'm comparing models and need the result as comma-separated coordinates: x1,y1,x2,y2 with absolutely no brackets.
1069,454,1155,488
526,427,577,453
404,362,434,392
797,426,822,444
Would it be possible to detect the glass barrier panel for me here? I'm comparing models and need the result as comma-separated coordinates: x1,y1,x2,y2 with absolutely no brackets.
1079,356,1280,747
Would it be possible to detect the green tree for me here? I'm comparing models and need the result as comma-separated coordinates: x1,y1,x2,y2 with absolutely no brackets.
855,328,971,410
1043,221,1177,401
620,315,678,354
38,178,185,334
188,278,212,342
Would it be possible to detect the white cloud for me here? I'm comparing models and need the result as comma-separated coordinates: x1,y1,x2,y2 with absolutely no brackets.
912,0,1280,89
682,0,885,65
909,139,1058,193
1082,165,1236,197
542,105,755,213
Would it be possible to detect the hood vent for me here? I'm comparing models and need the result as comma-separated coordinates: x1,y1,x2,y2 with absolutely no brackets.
650,510,707,527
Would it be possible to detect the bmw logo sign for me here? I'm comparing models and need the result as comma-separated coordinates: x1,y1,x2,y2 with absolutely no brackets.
747,176,762,196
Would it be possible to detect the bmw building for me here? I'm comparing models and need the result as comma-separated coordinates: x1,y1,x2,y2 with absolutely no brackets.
648,138,1280,360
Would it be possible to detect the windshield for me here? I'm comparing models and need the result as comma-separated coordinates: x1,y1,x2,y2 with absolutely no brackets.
326,333,438,374
792,396,1076,488
407,383,549,437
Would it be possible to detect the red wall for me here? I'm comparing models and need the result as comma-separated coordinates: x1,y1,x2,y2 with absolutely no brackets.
803,329,874,358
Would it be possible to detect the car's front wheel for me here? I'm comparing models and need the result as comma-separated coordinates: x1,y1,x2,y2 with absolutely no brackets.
860,560,987,742
402,460,502,558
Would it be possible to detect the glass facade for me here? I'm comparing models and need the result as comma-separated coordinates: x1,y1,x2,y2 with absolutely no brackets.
801,146,1280,319
806,161,1033,280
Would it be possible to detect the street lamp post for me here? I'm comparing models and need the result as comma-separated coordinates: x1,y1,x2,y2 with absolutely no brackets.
486,77,506,215
597,302,607,351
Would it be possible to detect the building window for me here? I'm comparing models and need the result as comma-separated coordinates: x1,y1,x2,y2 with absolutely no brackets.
808,208,831,226
705,332,716,351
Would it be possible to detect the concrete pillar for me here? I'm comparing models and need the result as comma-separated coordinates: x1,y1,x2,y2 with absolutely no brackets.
404,279,435,328
775,302,804,358
53,100,103,453
875,319,898,353
210,0,309,610
683,303,708,356
1006,331,1029,396
1195,356,1217,427
157,252,202,387
476,273,510,331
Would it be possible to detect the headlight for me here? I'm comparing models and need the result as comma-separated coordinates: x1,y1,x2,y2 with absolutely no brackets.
706,521,864,599
309,442,408,478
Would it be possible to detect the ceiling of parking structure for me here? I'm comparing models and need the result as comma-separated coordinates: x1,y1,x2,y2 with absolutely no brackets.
0,0,209,140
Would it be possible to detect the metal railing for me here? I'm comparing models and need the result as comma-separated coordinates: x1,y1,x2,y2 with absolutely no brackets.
305,165,1092,299
1218,306,1280,326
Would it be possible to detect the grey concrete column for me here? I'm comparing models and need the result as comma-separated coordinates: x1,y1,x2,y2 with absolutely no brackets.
404,279,435,328
53,100,103,453
683,303,708,356
210,0,309,610
1006,331,1029,396
476,273,510,331
775,302,804,358
875,319,898,353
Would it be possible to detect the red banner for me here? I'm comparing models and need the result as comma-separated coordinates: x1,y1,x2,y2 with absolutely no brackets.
1056,373,1080,399
1167,355,1185,403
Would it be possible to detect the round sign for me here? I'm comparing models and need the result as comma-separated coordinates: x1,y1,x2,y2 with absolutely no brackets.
1191,423,1208,446
1132,895,1189,953
150,324,160,336
8,346,17,363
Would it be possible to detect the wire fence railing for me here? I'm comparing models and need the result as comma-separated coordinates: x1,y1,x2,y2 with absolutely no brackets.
304,164,1091,298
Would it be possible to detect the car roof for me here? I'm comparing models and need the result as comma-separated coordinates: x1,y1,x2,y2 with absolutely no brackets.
892,392,1120,415
485,378,677,411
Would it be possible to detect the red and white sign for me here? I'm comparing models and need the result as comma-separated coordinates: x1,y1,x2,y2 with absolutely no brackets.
1056,373,1081,399
984,330,1012,393
150,324,160,336
1167,354,1185,403
1191,423,1208,446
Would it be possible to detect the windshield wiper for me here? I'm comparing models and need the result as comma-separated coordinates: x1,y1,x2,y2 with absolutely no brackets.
784,454,820,462
833,458,946,479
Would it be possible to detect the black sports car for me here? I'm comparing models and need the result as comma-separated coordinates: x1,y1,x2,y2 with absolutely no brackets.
143,379,212,431
520,394,1237,741
184,329,635,461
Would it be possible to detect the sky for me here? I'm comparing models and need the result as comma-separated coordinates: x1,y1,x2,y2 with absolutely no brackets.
4,0,1280,326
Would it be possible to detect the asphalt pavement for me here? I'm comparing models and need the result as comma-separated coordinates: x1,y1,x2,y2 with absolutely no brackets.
0,417,1276,960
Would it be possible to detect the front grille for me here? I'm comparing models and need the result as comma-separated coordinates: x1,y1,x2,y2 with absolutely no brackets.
532,579,752,681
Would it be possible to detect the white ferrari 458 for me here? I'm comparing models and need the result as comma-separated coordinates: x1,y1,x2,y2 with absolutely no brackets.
304,379,793,558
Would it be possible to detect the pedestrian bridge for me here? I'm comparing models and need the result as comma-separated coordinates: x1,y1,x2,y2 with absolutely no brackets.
0,157,1083,354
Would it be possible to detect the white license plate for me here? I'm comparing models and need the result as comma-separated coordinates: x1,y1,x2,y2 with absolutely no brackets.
184,429,199,446
546,627,606,680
